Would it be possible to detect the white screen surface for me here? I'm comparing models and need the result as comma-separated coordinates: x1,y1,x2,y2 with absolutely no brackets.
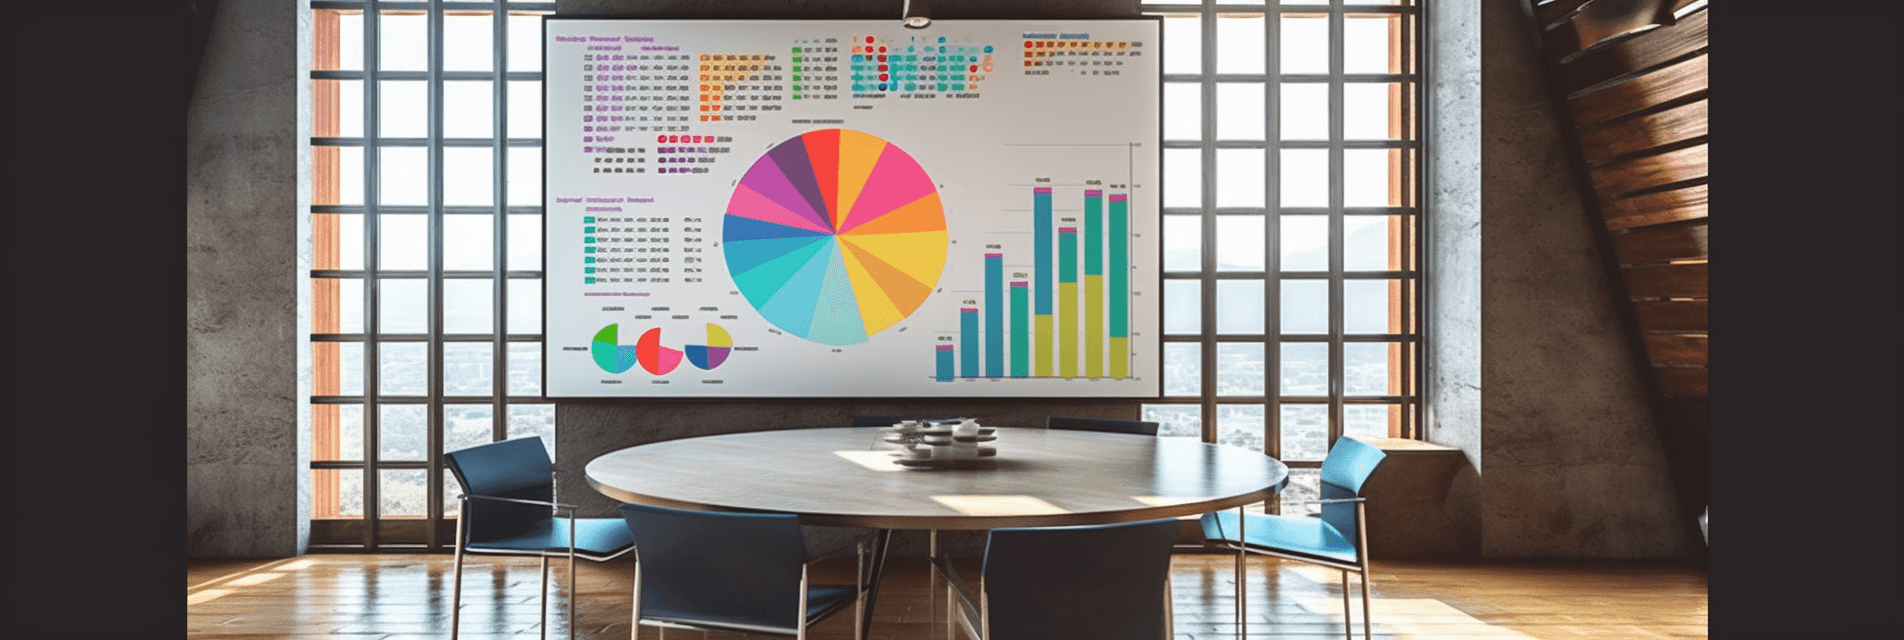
544,19,1161,398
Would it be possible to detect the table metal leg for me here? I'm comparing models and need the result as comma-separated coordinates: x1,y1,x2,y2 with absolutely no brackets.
859,529,892,637
928,529,939,632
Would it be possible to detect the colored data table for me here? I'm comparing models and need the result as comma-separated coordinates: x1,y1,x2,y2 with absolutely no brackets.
584,427,1289,634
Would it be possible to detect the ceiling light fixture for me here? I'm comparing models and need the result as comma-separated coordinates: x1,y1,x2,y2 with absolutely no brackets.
903,0,931,29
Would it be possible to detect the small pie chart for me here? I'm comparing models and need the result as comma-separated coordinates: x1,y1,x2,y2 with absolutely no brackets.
636,327,684,376
685,323,734,370
590,324,639,374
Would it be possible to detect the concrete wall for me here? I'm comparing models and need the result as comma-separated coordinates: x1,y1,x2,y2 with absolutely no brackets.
186,0,311,558
1420,0,1688,559
1424,0,1487,559
182,0,1689,560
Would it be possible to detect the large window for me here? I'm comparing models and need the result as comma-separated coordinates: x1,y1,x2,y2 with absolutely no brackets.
1140,0,1423,514
308,1,557,550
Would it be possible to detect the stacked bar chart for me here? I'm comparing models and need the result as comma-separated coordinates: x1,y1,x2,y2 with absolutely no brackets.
932,185,1136,381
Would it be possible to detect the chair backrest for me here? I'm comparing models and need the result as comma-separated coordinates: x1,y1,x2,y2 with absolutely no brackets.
619,503,809,632
444,437,555,542
850,415,956,428
1317,436,1389,550
1046,415,1161,436
980,518,1180,640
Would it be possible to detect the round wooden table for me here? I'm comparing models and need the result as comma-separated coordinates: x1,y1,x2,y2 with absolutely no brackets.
585,426,1289,529
586,426,1288,634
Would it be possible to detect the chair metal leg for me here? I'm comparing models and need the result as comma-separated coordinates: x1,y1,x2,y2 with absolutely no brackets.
1235,505,1247,637
451,509,467,640
540,556,551,640
1359,568,1373,640
797,565,812,640
568,516,578,640
1340,569,1353,640
1357,501,1374,640
631,553,643,640
1162,576,1175,640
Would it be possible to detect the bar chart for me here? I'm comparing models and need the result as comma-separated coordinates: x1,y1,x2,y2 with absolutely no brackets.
935,183,1136,381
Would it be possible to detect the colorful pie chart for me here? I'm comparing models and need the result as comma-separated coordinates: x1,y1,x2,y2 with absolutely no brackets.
723,129,948,346
636,327,683,376
685,323,733,370
590,324,639,374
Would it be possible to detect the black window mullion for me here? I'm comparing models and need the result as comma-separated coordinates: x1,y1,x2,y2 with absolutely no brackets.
492,0,510,448
425,0,447,550
1198,4,1219,446
1403,4,1423,440
1327,1,1348,452
362,1,383,551
1264,0,1285,492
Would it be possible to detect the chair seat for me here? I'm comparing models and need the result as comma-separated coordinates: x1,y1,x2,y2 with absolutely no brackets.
1200,510,1360,566
466,516,635,560
643,584,857,636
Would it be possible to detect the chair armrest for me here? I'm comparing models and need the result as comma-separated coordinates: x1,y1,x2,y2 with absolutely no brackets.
461,493,579,512
935,554,982,623
1303,497,1366,505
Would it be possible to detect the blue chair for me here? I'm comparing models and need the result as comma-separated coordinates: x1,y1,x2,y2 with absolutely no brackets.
619,503,871,640
947,518,1181,640
1200,436,1389,640
444,437,635,640
1046,415,1161,436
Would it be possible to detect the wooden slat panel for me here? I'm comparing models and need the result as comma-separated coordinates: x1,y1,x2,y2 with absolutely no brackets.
1643,334,1708,367
1602,183,1706,230
1589,143,1706,200
1614,222,1707,264
1578,99,1707,164
1624,263,1707,298
1559,8,1707,96
1655,366,1708,399
1540,18,1583,60
1634,300,1708,332
1535,0,1595,30
1568,54,1705,128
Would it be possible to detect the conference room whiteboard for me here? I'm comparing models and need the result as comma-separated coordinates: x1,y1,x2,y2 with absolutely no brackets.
543,19,1161,398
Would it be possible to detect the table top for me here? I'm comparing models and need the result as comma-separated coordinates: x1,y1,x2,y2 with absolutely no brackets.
584,426,1289,530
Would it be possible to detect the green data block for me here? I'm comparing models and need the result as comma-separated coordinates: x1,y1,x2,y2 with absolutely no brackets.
585,246,596,253
585,226,596,234
583,216,595,223
586,267,597,274
585,256,596,263
585,277,596,284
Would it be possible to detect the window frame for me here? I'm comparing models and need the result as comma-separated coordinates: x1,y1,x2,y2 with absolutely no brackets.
1142,0,1424,514
307,0,559,550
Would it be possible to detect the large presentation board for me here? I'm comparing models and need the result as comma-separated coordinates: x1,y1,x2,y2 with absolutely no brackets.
544,18,1161,398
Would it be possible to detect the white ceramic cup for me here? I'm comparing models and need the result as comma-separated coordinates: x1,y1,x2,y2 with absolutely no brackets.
954,419,980,437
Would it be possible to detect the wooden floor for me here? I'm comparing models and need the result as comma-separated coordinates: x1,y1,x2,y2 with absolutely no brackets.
187,552,1705,639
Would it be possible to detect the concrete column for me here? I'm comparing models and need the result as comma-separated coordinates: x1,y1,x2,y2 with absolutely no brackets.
187,1,311,558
